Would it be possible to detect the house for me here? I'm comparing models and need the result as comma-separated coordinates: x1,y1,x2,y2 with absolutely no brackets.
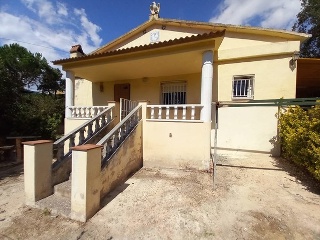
52,6,310,170
21,3,313,222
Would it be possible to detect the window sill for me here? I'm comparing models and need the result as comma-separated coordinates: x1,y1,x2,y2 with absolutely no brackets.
232,97,254,101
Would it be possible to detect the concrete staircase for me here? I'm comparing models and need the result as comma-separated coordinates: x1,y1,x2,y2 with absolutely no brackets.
36,180,71,217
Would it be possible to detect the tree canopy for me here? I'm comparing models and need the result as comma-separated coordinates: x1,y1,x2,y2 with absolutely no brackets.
293,0,320,58
0,43,64,139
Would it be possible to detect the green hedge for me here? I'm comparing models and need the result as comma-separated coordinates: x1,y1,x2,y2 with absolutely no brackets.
279,105,320,180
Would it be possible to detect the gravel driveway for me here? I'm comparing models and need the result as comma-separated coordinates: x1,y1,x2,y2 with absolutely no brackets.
1,152,320,239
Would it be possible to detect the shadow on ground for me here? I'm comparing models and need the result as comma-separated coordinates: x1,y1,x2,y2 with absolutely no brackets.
0,162,23,181
273,157,320,195
100,183,130,209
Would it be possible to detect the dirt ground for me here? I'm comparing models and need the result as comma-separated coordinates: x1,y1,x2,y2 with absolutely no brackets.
0,153,320,239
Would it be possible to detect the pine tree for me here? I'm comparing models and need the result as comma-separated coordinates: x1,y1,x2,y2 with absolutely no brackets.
293,0,320,58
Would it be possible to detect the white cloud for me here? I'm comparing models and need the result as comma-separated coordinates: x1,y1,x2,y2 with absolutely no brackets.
0,0,103,66
74,8,102,46
22,0,57,24
210,0,301,30
57,2,68,16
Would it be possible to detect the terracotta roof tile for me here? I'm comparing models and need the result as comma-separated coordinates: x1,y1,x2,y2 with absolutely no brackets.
53,31,224,65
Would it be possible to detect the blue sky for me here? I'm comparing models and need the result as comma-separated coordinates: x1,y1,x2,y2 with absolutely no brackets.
0,0,301,64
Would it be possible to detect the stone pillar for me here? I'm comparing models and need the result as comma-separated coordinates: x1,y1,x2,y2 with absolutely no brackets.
65,71,75,118
70,144,102,222
107,101,116,108
200,50,214,122
23,140,53,205
138,100,148,121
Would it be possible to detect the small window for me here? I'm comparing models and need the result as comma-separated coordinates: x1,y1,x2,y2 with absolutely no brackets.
161,81,186,104
232,75,254,99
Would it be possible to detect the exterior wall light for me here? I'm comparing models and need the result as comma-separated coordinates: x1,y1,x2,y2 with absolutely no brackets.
290,51,300,68
99,82,104,92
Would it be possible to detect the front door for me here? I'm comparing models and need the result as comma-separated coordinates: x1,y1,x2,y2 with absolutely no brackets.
114,83,130,102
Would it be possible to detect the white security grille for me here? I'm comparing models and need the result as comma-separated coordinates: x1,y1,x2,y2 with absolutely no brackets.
232,75,254,99
161,81,186,104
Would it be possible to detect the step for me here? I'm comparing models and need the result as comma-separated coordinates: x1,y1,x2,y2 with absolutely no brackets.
54,180,71,198
36,194,71,218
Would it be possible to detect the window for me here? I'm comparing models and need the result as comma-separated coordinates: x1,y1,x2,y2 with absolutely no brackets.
161,81,186,104
232,75,254,99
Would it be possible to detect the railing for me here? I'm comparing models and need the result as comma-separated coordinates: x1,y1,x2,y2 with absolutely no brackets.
147,104,203,121
54,106,115,165
98,105,142,164
69,106,109,118
120,98,138,121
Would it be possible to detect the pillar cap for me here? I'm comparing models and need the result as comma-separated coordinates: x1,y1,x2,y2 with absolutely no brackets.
71,144,103,152
22,140,53,146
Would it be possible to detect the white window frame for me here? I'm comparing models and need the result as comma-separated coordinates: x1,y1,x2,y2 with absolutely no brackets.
232,75,254,99
161,81,187,105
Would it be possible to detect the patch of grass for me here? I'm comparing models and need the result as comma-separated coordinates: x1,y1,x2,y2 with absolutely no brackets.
43,208,51,216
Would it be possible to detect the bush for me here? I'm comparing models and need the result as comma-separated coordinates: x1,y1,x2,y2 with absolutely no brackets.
279,105,320,180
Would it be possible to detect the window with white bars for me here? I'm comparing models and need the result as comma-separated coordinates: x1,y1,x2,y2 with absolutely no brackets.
232,75,254,99
161,81,186,104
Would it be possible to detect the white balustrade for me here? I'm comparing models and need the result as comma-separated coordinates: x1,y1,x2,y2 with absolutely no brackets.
120,98,138,121
68,106,109,118
53,107,115,165
98,105,142,163
147,104,203,122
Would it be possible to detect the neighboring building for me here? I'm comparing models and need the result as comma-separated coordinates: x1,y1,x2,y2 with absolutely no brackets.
53,8,309,169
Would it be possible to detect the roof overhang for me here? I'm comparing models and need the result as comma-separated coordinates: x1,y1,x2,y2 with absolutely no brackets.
53,31,224,82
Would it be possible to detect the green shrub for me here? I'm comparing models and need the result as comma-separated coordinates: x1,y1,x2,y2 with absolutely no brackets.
279,105,320,180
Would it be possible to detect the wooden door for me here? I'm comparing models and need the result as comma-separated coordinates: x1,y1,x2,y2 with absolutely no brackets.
114,83,130,102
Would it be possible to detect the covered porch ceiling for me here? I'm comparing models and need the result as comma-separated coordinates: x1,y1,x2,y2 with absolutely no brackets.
54,32,224,82
70,49,208,82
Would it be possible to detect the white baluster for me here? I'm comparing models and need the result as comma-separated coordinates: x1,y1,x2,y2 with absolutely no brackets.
166,106,169,119
86,107,90,118
93,107,98,117
76,107,80,118
87,107,91,118
183,106,186,120
70,107,75,118
191,106,195,120
174,106,178,120
81,107,86,118
151,107,155,119
158,107,162,119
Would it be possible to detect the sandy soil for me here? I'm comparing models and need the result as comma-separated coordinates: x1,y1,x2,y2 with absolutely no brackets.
0,153,320,239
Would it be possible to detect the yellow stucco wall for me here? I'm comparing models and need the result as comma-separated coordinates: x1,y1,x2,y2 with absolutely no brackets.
110,24,208,51
90,73,201,105
143,121,211,169
217,56,297,101
213,106,280,155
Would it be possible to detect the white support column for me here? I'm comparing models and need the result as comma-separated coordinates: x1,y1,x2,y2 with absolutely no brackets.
65,71,75,118
200,50,214,122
